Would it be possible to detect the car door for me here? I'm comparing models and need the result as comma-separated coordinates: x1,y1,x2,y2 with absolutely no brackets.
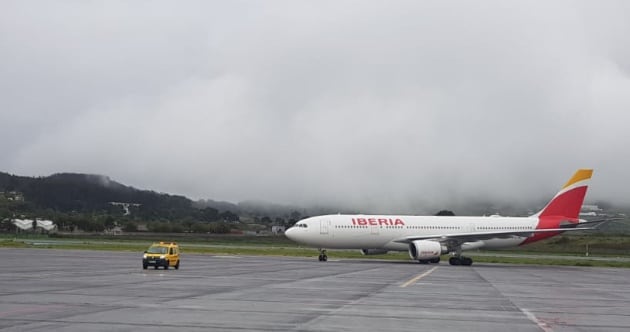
169,247,179,266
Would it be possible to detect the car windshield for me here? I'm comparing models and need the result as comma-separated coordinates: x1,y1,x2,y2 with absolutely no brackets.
147,246,167,254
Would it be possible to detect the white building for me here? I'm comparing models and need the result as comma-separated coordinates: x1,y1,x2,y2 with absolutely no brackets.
12,219,56,231
271,225,286,234
12,219,33,231
582,205,602,212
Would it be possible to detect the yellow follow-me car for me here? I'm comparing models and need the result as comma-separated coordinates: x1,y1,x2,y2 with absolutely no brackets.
142,242,180,270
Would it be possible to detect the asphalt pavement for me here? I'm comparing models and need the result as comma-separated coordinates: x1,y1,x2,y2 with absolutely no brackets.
1,248,629,331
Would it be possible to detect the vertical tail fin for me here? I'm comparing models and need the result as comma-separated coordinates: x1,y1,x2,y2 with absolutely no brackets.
532,169,593,219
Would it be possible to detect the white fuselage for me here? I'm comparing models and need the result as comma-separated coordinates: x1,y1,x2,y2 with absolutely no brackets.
285,214,539,251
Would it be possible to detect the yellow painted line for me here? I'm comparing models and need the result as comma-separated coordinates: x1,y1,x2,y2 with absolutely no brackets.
400,266,438,288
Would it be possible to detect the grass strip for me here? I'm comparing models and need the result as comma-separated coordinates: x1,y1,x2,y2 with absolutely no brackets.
2,238,630,268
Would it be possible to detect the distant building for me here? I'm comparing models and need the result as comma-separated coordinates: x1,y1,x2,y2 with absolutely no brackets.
1,191,24,202
12,219,33,231
105,226,123,235
271,225,286,234
110,202,141,216
12,219,56,232
582,205,602,212
37,220,55,231
580,204,608,218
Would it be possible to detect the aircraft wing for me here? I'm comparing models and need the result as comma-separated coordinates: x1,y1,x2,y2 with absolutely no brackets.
393,227,596,245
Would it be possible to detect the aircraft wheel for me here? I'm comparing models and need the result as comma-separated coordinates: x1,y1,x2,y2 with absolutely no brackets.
449,257,461,266
430,257,440,264
418,260,429,264
461,257,473,266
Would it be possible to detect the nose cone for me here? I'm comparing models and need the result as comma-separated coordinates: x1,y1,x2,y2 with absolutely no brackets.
284,227,295,240
285,227,297,241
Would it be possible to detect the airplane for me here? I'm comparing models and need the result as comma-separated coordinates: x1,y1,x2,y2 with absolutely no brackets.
285,169,604,266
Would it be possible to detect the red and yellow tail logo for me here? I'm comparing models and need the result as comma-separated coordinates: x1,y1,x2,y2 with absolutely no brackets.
522,169,592,245
534,169,592,219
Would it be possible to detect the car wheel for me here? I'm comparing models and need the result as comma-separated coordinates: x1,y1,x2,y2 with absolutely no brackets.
164,260,169,270
143,264,147,270
175,260,179,270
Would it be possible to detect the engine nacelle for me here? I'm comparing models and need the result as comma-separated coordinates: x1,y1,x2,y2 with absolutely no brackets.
408,240,445,260
360,249,389,255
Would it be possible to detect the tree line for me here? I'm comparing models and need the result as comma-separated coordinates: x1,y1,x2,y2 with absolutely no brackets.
0,172,246,234
0,172,312,235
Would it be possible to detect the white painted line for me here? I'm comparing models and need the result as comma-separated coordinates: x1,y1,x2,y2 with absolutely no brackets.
521,308,554,332
400,266,438,288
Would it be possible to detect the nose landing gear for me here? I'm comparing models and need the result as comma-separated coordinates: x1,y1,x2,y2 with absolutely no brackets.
318,249,328,262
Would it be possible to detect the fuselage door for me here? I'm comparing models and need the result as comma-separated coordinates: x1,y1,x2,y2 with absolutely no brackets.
370,224,379,235
320,219,330,235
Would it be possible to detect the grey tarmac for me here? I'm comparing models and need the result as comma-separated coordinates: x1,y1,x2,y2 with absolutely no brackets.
1,248,629,331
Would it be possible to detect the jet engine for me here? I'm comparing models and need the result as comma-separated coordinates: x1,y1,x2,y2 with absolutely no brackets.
408,240,446,260
360,249,389,255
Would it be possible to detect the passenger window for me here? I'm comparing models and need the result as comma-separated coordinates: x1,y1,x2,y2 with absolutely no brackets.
170,248,174,255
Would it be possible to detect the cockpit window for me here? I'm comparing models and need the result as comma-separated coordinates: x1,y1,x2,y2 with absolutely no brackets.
294,223,308,228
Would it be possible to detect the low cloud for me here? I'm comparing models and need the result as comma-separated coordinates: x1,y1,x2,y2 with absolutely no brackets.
2,1,629,212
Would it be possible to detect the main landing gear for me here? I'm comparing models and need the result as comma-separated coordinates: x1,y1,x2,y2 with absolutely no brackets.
318,249,328,262
449,256,473,266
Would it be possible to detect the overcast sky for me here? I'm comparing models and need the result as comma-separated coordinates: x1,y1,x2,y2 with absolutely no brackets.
1,1,629,212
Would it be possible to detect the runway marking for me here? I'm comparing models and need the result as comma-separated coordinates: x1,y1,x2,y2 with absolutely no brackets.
400,266,438,288
521,308,553,332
